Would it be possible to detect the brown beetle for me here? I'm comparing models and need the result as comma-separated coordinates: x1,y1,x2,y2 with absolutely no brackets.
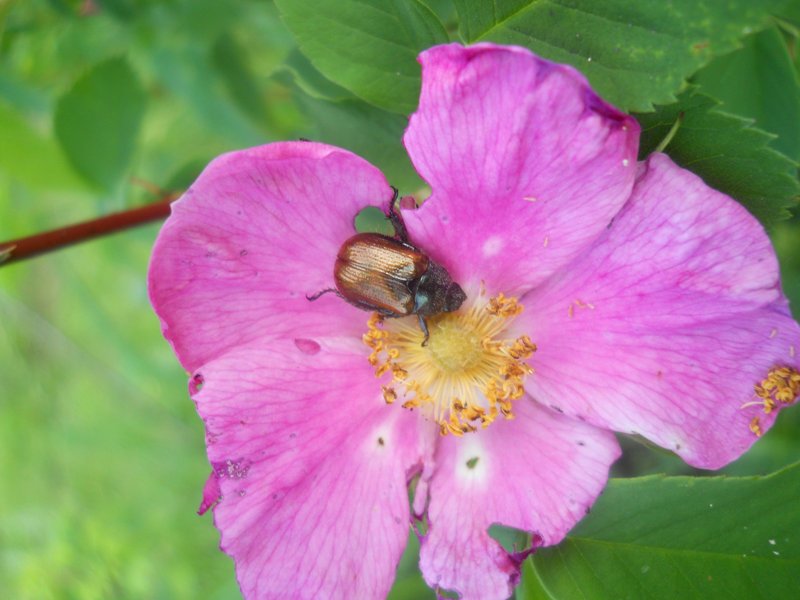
307,190,466,345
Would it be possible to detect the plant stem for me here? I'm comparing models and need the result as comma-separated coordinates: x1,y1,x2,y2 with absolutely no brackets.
0,195,178,267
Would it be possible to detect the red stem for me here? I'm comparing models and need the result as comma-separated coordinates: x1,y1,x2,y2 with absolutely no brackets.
0,196,177,267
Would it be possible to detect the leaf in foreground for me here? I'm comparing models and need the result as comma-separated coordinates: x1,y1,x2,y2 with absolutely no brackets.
523,462,800,599
452,0,785,112
274,0,449,114
636,91,799,228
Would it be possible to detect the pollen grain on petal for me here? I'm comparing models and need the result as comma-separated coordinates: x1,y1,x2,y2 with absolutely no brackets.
362,289,536,436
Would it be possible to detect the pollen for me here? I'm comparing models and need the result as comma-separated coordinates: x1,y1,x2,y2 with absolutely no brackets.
363,288,536,436
752,366,800,414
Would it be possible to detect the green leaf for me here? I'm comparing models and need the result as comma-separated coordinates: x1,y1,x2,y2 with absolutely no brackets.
54,57,146,190
693,26,800,160
0,101,86,192
294,89,422,191
636,91,799,227
523,463,800,600
278,48,354,102
211,33,268,125
452,0,785,112
274,0,449,114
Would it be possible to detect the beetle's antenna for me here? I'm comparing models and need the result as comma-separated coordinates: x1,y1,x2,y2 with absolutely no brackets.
306,288,341,301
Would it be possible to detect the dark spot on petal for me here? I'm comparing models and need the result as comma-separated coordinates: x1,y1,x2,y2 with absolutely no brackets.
377,437,385,446
294,338,321,355
271,493,278,500
239,249,248,256
466,457,479,469
189,372,204,395
238,490,246,497
394,516,401,524
675,443,682,450
289,432,297,439
585,506,591,515
440,214,449,222
657,370,663,379
550,404,564,414
577,441,586,447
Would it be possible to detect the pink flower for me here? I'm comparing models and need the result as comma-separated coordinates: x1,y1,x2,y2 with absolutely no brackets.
148,44,800,600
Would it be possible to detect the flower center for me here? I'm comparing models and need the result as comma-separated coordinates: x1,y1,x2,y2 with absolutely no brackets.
363,288,536,436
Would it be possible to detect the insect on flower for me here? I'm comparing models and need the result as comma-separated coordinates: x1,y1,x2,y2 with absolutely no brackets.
148,43,800,600
307,188,466,345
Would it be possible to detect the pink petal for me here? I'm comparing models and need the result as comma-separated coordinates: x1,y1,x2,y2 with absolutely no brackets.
522,153,800,469
418,400,619,600
192,337,428,599
402,44,639,293
148,142,395,372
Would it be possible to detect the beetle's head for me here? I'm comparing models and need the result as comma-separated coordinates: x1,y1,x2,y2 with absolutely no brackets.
443,282,466,312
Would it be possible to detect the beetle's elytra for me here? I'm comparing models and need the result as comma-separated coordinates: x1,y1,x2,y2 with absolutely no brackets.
307,189,466,345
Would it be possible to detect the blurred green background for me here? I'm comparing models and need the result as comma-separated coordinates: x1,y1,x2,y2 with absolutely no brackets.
1,1,799,598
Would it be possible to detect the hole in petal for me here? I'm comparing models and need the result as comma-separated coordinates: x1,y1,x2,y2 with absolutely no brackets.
294,338,320,355
466,456,480,469
354,205,394,235
488,524,530,554
189,372,204,395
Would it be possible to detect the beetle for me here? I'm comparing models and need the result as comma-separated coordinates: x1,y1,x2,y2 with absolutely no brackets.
307,189,466,345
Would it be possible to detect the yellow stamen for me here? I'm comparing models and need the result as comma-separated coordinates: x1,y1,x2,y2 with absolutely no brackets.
752,365,800,415
363,289,536,435
749,416,762,437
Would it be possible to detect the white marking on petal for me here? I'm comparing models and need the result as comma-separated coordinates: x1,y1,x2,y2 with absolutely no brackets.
622,159,630,167
456,436,487,483
482,235,504,257
365,421,393,456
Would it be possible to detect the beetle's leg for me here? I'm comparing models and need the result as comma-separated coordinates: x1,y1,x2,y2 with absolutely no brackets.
306,288,342,301
418,314,430,346
386,186,410,243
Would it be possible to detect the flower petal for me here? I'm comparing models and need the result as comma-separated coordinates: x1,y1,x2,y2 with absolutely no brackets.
402,44,639,293
148,142,394,371
522,153,800,469
192,337,427,599
418,400,619,600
